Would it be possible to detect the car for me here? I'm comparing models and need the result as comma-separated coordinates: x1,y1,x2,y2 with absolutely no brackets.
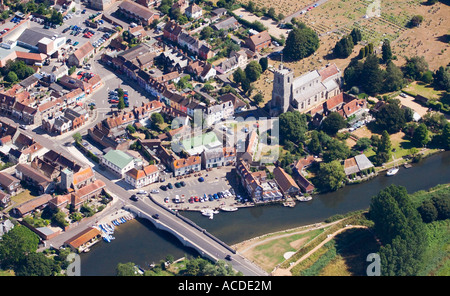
225,255,232,261
66,38,72,44
82,9,86,14
194,196,199,202
167,183,173,189
180,181,186,187
175,182,181,188
152,214,160,219
160,185,167,191
137,190,147,195
19,124,27,130
400,93,407,98
198,177,204,182
130,194,138,201
73,41,79,46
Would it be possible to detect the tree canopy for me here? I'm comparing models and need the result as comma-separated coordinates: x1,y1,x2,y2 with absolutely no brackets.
283,23,319,61
279,111,308,145
315,160,346,192
369,185,427,275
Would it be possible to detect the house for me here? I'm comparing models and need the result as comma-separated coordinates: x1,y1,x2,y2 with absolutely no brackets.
163,20,183,43
273,166,300,197
292,155,315,193
171,0,189,13
198,44,214,60
211,8,227,18
42,149,82,173
236,159,282,202
216,49,247,74
64,227,102,253
13,194,53,217
118,0,160,26
203,100,234,126
212,16,238,31
245,31,271,52
0,172,21,196
219,93,247,113
125,164,159,188
186,3,202,19
337,99,367,123
344,154,374,177
172,155,201,177
15,163,55,194
67,42,94,67
72,166,96,190
133,100,163,121
101,149,141,178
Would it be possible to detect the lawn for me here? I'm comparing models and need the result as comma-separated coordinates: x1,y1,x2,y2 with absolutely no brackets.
403,82,445,100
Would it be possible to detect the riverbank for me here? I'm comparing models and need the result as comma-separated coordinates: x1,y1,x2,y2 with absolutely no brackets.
79,151,450,275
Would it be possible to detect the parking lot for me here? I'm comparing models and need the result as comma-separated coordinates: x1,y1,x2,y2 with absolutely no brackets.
28,5,116,53
138,167,250,211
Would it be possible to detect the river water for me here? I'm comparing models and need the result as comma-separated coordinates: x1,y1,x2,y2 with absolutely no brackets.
80,151,450,276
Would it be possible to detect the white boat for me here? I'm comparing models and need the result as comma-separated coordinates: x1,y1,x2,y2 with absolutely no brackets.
201,209,218,218
221,207,238,212
386,155,399,176
297,196,312,202
386,167,399,176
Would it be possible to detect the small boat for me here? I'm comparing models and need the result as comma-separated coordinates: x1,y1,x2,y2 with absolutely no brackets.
297,196,312,202
387,155,399,176
121,217,126,223
386,167,399,176
201,209,216,218
221,207,238,212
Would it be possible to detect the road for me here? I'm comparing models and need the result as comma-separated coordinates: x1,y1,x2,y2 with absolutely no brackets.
283,0,330,24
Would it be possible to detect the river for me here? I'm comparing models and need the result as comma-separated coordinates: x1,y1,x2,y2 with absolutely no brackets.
80,151,450,276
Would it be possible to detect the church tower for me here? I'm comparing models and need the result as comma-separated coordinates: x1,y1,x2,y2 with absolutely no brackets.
270,64,293,117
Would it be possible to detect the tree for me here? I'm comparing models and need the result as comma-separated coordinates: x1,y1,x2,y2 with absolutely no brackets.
15,253,57,276
322,138,351,162
279,111,308,145
320,112,347,136
408,15,423,28
384,61,405,92
283,23,319,61
252,93,264,105
403,56,429,80
333,35,354,58
200,26,214,40
433,66,450,91
418,199,438,223
49,9,63,25
381,39,392,63
232,68,246,86
151,112,164,125
245,61,262,82
350,28,362,44
374,130,392,165
361,54,385,95
72,132,82,143
116,262,139,276
369,185,427,275
5,71,18,83
259,57,268,73
354,137,372,151
375,103,406,133
441,122,450,150
307,130,322,155
118,96,125,110
315,160,346,192
0,225,40,270
412,123,429,147
431,195,450,220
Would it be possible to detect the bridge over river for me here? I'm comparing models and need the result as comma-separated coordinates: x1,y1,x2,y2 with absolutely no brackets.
123,195,268,276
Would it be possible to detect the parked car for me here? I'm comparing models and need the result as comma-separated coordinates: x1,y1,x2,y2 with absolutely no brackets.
167,183,173,189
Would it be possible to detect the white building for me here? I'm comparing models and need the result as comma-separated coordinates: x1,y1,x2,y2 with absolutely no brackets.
125,164,159,188
101,150,142,178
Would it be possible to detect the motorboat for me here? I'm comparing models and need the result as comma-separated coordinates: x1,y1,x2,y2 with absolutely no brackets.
386,155,399,176
386,167,399,176
297,196,312,202
221,206,238,212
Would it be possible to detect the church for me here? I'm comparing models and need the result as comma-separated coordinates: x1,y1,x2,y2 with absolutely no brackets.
269,63,342,117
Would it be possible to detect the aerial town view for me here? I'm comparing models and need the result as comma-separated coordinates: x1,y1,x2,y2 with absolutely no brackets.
0,0,448,283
